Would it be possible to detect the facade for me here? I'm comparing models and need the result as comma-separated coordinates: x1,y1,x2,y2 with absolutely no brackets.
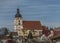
14,8,43,37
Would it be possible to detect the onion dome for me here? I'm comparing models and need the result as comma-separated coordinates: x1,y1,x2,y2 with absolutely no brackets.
15,8,22,18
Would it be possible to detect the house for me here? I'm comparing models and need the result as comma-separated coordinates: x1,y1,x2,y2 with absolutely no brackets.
54,27,60,31
0,33,18,43
0,35,14,43
52,30,60,43
0,35,8,43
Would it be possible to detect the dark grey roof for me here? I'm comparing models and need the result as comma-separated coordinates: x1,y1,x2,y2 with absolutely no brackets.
15,8,22,18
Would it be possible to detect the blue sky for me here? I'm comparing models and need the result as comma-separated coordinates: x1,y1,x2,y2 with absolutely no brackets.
0,0,60,31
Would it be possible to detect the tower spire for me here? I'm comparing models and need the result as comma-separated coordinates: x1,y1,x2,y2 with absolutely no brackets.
15,8,22,18
17,8,19,14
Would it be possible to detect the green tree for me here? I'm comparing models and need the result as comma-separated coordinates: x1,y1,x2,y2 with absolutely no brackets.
50,27,53,30
27,31,33,39
9,33,13,39
1,27,9,35
4,27,9,35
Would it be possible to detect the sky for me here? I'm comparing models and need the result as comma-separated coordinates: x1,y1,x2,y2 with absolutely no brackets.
0,0,60,31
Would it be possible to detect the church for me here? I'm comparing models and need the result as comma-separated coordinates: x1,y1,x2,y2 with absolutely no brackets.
14,8,50,37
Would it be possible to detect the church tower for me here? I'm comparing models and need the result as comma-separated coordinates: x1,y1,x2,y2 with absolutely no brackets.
14,8,23,32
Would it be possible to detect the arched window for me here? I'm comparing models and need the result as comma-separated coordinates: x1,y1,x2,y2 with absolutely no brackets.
19,23,20,25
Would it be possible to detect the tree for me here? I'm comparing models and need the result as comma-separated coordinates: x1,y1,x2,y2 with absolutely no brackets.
1,27,9,35
3,27,9,35
50,27,53,30
27,31,33,39
9,33,13,39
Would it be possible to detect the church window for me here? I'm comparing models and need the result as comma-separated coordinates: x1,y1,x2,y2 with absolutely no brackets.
19,20,20,22
19,23,20,25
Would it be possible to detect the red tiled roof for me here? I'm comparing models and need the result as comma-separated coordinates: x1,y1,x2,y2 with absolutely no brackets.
7,40,13,43
23,21,43,30
0,35,9,40
54,27,60,31
54,31,60,36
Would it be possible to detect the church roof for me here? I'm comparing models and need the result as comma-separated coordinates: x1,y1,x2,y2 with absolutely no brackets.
15,8,22,18
23,21,43,30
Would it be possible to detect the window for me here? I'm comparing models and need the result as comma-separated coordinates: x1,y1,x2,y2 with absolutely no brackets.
18,20,20,25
